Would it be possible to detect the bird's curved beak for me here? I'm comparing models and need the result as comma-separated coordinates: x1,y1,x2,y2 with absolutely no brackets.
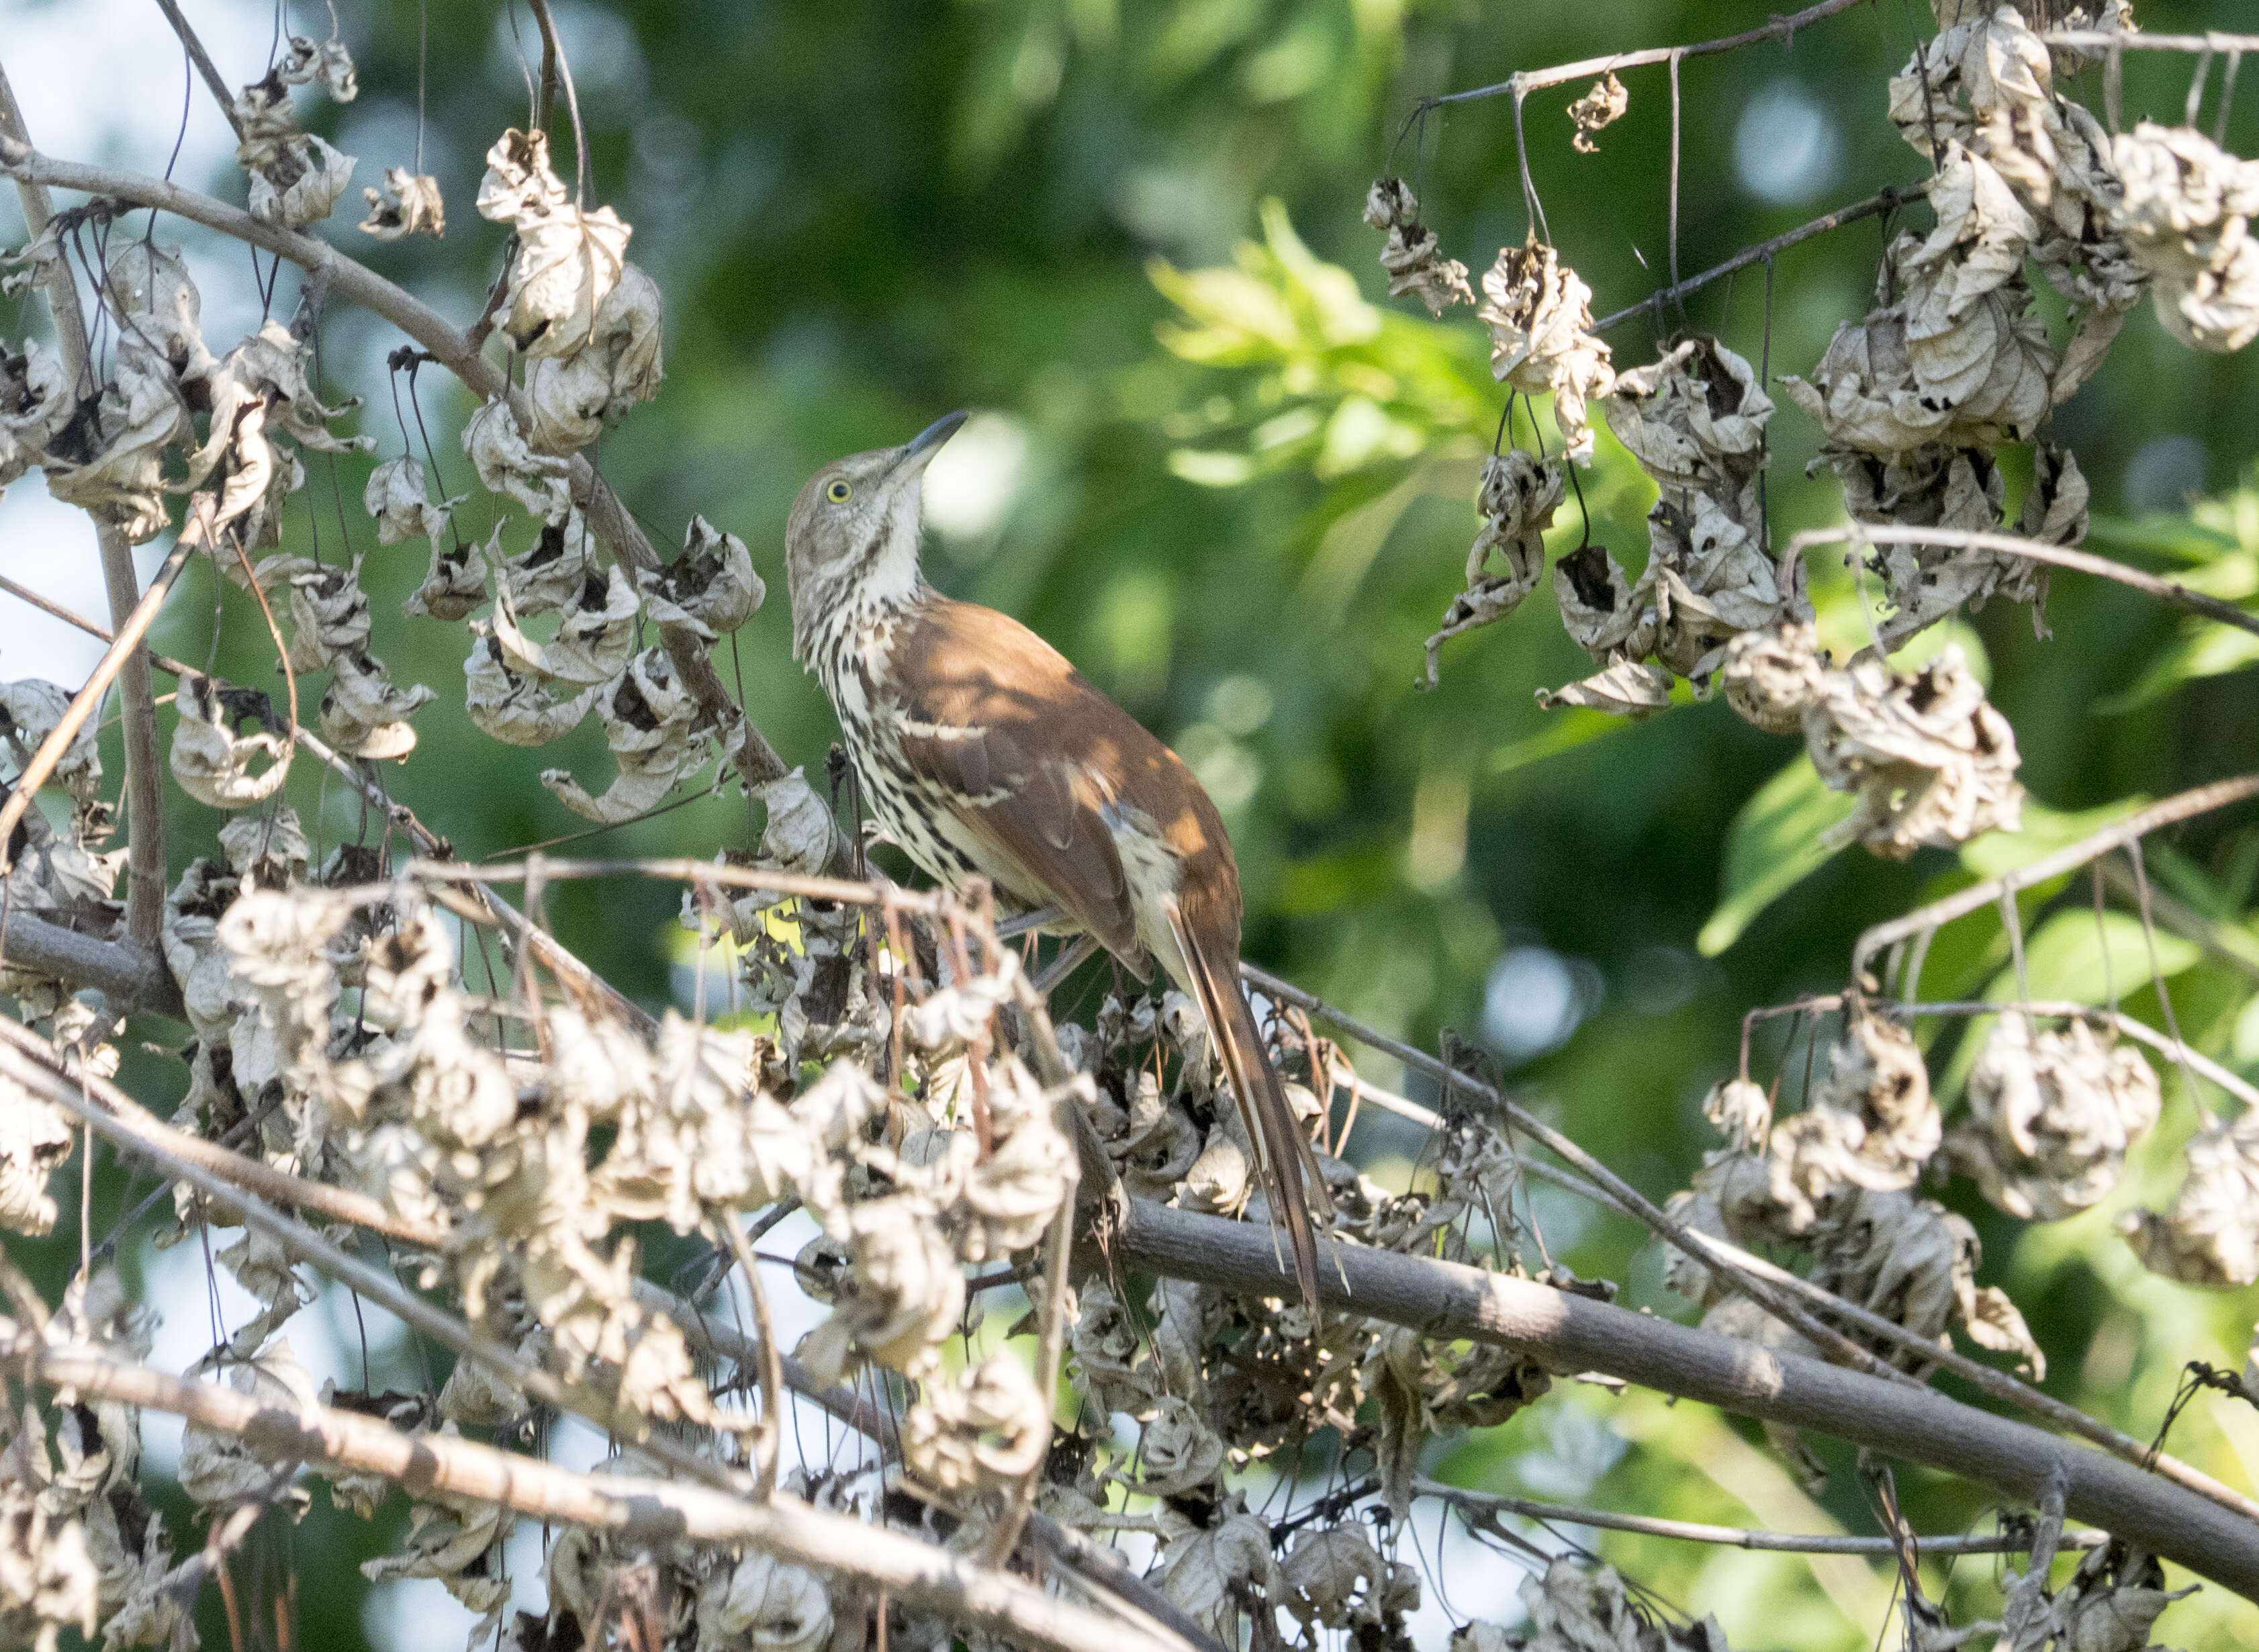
892,410,969,477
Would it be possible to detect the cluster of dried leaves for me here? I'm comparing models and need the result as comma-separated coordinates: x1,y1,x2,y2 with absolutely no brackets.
0,6,2248,1652
1358,2,2259,872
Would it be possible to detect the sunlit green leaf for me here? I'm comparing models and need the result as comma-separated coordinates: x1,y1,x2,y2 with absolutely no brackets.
1983,909,2200,1005
1699,756,1856,956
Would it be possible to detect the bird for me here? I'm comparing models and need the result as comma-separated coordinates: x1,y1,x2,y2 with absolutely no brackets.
784,410,1333,1304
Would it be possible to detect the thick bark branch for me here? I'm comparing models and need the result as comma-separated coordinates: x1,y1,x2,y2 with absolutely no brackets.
1110,1199,2259,1601
0,910,183,1017
5,1342,1185,1652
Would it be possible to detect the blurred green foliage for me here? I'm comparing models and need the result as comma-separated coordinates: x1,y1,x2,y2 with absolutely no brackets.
12,0,2259,1644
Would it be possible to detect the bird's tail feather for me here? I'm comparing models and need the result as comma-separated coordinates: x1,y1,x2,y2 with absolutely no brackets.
1168,905,1330,1306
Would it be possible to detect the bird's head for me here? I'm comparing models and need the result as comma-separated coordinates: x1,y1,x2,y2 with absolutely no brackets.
784,410,966,661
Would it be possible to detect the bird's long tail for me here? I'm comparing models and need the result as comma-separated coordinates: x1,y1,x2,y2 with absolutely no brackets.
1168,904,1333,1306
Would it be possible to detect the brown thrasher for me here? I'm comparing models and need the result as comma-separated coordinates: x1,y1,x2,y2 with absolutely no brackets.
784,411,1332,1302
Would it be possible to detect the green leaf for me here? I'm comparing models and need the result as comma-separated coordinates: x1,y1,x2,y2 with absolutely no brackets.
2087,512,2243,566
1699,756,1855,957
1485,707,1629,776
2097,621,2259,713
1984,909,2201,1005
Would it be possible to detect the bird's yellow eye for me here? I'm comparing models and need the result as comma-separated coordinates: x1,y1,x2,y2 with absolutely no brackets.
826,479,853,504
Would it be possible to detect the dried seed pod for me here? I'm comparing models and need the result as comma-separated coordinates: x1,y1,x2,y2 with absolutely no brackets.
2120,1111,2259,1287
404,521,494,623
232,72,357,228
1,680,103,800
1948,1013,2159,1220
463,631,600,745
1361,177,1473,317
492,562,641,685
1720,621,1828,735
1418,451,1565,688
363,454,461,546
318,650,434,761
1769,1004,1939,1224
463,397,574,524
1551,542,1655,663
1567,71,1628,153
636,515,763,639
2109,121,2259,353
903,1351,1051,1493
1477,234,1615,461
359,167,444,240
540,647,707,823
1535,657,1675,719
170,674,291,809
1804,644,2023,858
0,1076,75,1236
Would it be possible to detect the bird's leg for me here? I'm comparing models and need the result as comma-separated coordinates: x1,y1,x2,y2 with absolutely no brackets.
1034,932,1101,997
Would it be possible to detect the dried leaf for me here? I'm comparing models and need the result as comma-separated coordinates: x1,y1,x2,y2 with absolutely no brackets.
1478,234,1615,462
1363,177,1473,317
1567,73,1628,154
635,515,762,639
1804,645,2023,858
360,167,445,240
463,632,600,745
170,674,291,809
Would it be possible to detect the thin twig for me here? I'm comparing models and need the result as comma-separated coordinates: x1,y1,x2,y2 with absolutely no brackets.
407,854,950,911
4,1342,1185,1652
2045,29,2259,54
0,517,205,876
2097,858,2259,984
1242,963,1924,1389
148,0,244,138
1788,524,2259,639
715,1213,787,1502
1851,776,2259,981
525,0,590,203
1246,964,2259,1528
0,141,799,798
0,61,169,948
1414,1476,2110,1557
1592,186,1913,334
1430,0,1878,105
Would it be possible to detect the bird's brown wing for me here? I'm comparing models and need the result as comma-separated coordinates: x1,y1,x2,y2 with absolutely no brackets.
890,602,1142,960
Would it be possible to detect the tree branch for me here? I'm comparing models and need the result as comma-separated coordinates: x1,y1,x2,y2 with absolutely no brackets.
1111,1197,2259,1600
1412,1475,2111,1558
148,0,244,138
1430,0,1880,105
0,140,796,796
3,1340,1186,1652
0,520,201,887
1258,962,2259,1526
1853,775,2259,982
1788,525,2259,640
1591,186,1915,335
0,909,182,1017
0,61,169,949
1246,962,1924,1390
